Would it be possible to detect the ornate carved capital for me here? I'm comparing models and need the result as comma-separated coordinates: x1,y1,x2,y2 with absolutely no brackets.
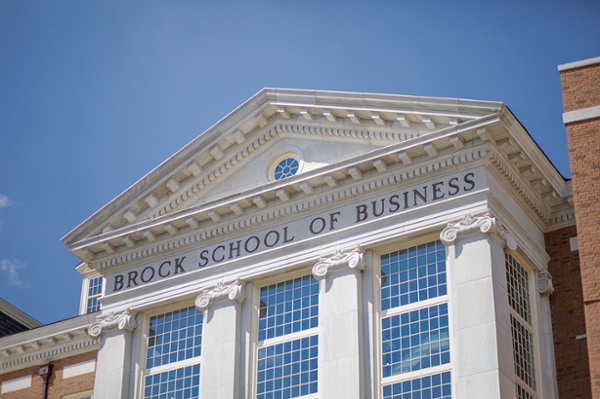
88,309,137,338
440,212,517,252
538,271,554,295
195,279,246,311
312,246,365,280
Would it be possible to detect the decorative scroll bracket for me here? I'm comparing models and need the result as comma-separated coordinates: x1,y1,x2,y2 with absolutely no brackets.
312,246,366,280
538,271,555,295
88,308,137,338
440,212,517,252
195,279,246,311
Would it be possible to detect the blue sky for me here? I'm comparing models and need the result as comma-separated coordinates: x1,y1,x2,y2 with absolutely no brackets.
0,1,598,324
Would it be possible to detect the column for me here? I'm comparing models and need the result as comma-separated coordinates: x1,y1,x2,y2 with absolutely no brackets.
88,309,137,399
313,246,365,399
537,272,559,399
441,213,517,399
195,280,246,399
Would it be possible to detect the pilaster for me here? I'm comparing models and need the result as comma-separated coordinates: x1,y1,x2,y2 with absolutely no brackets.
313,246,365,399
441,213,516,399
195,280,246,399
537,271,559,399
88,309,137,399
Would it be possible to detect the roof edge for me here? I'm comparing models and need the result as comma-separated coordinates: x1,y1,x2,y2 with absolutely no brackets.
61,88,504,247
558,56,600,72
0,298,43,330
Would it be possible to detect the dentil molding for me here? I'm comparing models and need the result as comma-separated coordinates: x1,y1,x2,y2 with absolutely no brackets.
88,309,137,338
312,246,366,280
440,212,518,251
195,280,246,311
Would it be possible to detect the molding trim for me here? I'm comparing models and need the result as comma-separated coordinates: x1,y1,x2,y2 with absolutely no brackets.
488,149,574,228
0,320,97,373
563,105,600,124
88,309,137,337
537,271,555,295
440,212,518,251
312,246,366,280
0,298,42,329
195,280,246,310
558,56,600,72
153,127,278,219
94,148,491,272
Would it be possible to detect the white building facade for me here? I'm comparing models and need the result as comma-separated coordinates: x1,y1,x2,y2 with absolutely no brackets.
62,89,573,399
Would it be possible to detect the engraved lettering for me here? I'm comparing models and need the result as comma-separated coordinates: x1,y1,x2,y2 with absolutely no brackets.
159,261,171,277
356,204,368,222
432,182,445,200
141,266,155,283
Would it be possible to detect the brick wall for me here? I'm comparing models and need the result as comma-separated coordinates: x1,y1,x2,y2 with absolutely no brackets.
560,58,600,399
546,225,590,398
560,64,600,112
0,350,97,399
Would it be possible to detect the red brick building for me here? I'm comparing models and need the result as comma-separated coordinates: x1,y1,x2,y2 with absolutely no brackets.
556,56,600,399
0,314,98,398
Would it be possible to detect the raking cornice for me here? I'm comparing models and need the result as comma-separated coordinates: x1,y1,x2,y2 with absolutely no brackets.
61,88,504,248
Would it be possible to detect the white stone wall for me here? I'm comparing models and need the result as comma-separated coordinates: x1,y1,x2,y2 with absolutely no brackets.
87,172,558,399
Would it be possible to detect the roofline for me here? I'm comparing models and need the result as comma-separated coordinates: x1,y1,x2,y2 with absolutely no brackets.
558,56,600,72
61,88,504,246
0,298,43,330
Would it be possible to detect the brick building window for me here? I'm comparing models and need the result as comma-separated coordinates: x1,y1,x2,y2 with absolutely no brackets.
506,254,537,399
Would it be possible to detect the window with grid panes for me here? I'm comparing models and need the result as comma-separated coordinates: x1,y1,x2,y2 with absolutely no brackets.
256,274,319,399
142,305,203,399
86,276,103,313
380,240,452,398
505,254,537,399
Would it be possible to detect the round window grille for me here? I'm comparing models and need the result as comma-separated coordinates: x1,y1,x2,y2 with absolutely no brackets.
273,157,299,180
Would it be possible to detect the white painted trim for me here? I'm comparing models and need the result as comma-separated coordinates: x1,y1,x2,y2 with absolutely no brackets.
61,388,93,399
558,56,600,71
563,105,600,124
1,375,32,394
63,359,96,379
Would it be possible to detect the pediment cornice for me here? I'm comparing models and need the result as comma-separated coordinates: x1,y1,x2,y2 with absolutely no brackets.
70,117,498,266
66,108,574,269
61,89,503,248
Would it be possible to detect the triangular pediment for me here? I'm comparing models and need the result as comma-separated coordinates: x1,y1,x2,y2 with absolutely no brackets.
62,88,573,267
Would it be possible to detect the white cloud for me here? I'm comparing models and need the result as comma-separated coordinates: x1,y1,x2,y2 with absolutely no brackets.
0,194,10,208
0,259,28,288
0,194,11,231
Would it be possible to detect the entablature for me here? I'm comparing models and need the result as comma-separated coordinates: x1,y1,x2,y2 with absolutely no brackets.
67,112,572,269
0,314,97,374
